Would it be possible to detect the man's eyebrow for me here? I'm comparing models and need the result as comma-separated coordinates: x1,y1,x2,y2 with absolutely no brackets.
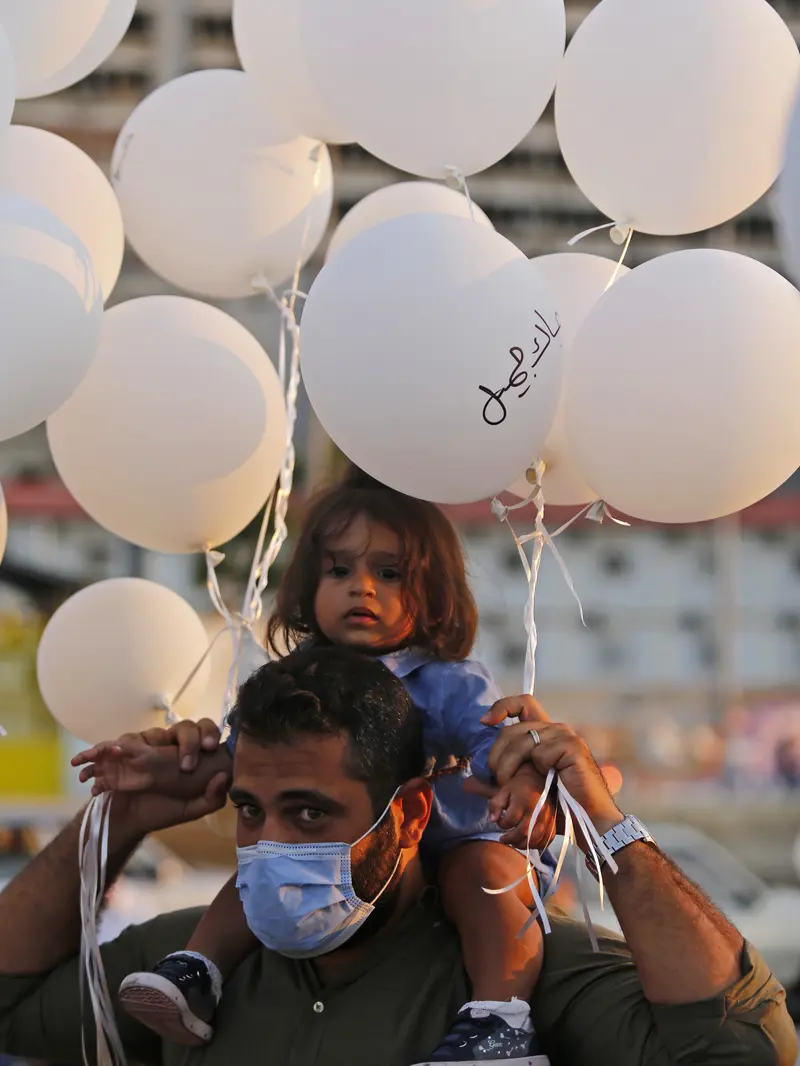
276,789,348,814
229,786,263,807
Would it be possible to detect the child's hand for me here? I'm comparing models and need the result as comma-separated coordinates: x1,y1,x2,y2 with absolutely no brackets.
72,719,224,797
466,764,557,850
480,694,548,728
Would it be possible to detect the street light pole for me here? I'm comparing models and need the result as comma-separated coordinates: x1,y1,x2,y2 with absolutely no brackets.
711,512,743,722
153,0,191,87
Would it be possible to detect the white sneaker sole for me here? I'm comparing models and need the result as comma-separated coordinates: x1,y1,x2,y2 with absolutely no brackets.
118,972,213,1046
411,1058,549,1066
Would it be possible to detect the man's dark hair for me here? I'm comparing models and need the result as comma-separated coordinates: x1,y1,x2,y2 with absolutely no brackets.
228,646,426,815
266,464,478,661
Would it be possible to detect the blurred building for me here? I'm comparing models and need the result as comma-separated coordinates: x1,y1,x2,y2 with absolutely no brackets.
2,0,800,797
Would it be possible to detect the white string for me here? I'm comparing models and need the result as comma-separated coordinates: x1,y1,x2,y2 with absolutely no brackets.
567,220,631,247
240,141,324,633
79,794,126,1066
605,226,634,290
73,119,326,1066
444,165,476,222
488,464,621,948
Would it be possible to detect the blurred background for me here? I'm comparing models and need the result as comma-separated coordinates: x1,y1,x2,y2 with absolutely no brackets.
2,1,800,1051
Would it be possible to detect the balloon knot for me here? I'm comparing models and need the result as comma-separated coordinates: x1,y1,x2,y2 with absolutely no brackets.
491,497,508,521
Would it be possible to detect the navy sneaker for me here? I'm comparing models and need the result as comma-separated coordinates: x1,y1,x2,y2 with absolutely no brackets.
413,1007,550,1065
119,952,221,1046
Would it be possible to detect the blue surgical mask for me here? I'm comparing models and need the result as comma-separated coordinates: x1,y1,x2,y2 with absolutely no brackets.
235,790,402,959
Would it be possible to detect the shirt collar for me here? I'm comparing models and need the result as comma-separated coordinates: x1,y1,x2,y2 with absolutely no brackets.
379,646,434,678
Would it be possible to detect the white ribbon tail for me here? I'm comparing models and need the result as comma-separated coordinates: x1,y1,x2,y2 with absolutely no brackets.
79,794,126,1066
483,767,557,937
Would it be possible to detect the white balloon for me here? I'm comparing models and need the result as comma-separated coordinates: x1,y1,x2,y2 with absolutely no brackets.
556,0,800,236
0,0,110,98
565,250,800,524
37,578,211,745
0,484,6,567
327,182,493,262
22,0,136,98
0,126,124,300
508,254,629,506
111,69,333,299
48,297,287,554
233,0,354,144
0,24,15,133
302,214,563,504
0,192,103,443
302,0,566,178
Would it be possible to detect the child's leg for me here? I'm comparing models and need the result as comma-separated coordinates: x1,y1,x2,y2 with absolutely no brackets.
119,873,257,1046
185,872,258,977
438,841,543,1002
415,842,550,1063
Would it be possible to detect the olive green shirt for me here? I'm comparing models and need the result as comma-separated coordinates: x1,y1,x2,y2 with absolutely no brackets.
0,897,794,1066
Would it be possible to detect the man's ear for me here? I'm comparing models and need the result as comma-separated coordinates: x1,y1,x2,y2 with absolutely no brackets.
396,777,434,848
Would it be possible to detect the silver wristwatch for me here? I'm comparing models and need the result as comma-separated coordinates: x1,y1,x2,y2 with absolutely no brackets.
586,815,655,878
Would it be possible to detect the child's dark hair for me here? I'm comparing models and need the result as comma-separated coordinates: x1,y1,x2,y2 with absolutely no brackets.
267,465,478,661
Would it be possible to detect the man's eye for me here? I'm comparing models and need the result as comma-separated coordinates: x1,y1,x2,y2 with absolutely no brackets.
235,803,262,822
297,808,326,825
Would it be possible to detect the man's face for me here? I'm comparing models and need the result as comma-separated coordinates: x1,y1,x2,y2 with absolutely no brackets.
231,731,401,902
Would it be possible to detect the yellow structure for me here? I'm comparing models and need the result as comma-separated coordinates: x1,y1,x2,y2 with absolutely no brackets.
0,612,61,797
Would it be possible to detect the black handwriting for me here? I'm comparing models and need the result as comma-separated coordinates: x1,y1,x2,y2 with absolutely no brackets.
478,311,561,426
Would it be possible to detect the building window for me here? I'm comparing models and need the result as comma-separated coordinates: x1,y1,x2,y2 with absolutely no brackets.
503,644,526,668
583,610,609,632
777,611,800,633
598,642,625,670
696,639,718,669
599,551,631,577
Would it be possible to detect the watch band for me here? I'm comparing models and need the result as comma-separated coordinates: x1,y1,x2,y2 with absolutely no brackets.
586,815,655,879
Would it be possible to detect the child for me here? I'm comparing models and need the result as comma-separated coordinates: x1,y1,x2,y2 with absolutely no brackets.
77,469,557,1065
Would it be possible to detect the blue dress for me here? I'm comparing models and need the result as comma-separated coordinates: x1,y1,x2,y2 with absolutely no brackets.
380,650,554,890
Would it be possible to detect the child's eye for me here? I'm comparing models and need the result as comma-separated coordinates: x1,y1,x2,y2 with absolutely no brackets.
379,567,402,582
328,564,350,578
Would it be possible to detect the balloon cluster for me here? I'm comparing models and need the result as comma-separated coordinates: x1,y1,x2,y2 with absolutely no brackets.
298,0,800,520
0,0,792,743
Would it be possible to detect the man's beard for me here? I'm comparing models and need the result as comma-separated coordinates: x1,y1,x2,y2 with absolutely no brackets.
345,810,403,948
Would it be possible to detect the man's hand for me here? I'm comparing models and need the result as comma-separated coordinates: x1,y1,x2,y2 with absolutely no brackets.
483,695,623,840
111,771,231,839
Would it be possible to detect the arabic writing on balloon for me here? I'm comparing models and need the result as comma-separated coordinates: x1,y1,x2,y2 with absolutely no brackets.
478,311,561,427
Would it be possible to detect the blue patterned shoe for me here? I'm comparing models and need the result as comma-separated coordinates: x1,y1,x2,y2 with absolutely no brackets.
413,1006,550,1065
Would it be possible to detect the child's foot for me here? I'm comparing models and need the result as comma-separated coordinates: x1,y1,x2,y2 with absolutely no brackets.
413,999,549,1065
118,952,222,1046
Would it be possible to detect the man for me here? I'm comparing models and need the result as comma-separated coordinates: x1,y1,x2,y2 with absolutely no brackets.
0,647,795,1066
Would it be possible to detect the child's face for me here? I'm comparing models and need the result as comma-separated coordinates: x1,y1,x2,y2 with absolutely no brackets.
315,514,415,654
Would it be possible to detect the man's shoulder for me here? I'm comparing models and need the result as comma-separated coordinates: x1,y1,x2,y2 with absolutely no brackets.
107,907,207,963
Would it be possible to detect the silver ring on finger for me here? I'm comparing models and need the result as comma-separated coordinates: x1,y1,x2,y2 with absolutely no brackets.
528,728,542,748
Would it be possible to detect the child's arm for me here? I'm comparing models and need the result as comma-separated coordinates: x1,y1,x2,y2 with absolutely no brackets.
71,721,232,800
437,661,534,784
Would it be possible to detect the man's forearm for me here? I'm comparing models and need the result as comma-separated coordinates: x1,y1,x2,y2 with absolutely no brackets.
0,804,142,974
604,840,744,1005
